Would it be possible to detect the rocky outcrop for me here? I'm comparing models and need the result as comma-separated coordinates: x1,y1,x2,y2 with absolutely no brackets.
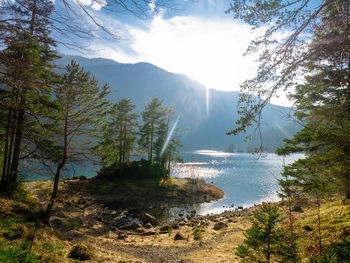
142,212,159,226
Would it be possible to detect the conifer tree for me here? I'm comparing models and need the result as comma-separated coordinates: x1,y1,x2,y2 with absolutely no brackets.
0,0,58,191
236,203,286,263
139,97,166,162
46,60,109,215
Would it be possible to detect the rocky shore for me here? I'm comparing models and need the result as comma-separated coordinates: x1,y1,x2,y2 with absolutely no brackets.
9,178,345,262
24,177,254,262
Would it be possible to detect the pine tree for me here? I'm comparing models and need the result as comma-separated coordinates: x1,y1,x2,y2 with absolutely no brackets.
139,97,166,162
0,0,58,191
46,60,109,215
236,203,286,263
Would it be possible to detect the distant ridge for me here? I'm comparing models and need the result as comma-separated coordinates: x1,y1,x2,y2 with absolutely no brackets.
56,54,300,151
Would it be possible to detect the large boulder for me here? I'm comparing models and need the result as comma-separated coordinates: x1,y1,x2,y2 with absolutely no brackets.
213,222,228,230
174,233,185,240
142,212,158,226
68,244,92,261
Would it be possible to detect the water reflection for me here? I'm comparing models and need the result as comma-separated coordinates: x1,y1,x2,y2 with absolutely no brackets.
167,151,304,217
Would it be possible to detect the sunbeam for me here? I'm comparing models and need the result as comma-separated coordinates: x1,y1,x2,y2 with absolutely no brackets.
206,87,209,117
160,115,180,156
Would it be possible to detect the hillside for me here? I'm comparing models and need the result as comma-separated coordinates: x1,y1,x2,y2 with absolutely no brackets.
57,55,300,151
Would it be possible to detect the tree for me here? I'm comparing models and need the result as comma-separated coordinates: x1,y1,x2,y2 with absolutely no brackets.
96,98,138,170
46,60,109,215
236,203,286,263
225,0,349,150
139,97,166,162
277,158,301,263
0,0,183,50
0,3,58,190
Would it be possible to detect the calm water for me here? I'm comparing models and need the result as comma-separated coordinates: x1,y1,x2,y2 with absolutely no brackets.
21,150,304,220
170,150,304,216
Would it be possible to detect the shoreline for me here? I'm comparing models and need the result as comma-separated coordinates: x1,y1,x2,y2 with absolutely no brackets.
5,178,348,262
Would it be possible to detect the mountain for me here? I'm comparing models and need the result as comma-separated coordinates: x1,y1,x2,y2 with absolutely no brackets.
56,55,300,151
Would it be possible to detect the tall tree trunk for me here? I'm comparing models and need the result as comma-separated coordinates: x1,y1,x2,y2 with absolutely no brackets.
8,0,37,189
46,102,68,217
9,88,26,186
346,179,350,199
150,122,154,162
119,120,123,172
316,196,322,254
123,121,127,166
1,88,15,187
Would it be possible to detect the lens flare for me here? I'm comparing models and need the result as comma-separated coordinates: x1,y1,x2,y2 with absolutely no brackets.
160,115,180,156
206,87,209,116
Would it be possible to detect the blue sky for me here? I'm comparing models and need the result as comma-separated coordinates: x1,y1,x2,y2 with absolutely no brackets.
59,0,292,106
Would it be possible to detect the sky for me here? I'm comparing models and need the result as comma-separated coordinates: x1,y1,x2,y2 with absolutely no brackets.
61,0,291,106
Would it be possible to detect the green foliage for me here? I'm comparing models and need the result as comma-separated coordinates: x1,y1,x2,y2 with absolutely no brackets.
38,242,65,262
0,242,39,263
167,227,172,237
193,224,205,240
139,97,166,162
100,159,169,180
309,238,350,263
94,98,138,168
236,203,286,263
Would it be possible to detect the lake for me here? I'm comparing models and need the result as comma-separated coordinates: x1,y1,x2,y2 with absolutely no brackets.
21,150,304,220
170,150,304,216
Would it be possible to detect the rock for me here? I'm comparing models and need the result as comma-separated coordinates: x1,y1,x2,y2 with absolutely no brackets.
111,210,117,215
292,205,304,213
66,230,84,241
172,224,179,230
113,215,130,227
231,203,234,207
178,212,184,217
238,206,243,210
120,222,141,231
49,216,69,232
79,175,88,181
159,224,172,232
68,244,92,261
213,222,228,230
174,233,185,240
117,233,127,240
142,231,158,236
142,212,158,226
135,227,146,234
145,223,153,229
303,225,313,232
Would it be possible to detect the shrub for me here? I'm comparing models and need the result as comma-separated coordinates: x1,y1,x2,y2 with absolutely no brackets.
236,203,286,262
309,238,350,263
0,242,39,263
193,224,205,240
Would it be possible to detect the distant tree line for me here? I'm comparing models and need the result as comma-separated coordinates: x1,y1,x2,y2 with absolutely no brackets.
0,0,183,217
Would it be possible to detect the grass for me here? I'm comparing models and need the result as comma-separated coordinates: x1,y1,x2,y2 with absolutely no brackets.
0,185,70,263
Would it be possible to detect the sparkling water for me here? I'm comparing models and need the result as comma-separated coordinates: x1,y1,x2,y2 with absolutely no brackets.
171,150,304,215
